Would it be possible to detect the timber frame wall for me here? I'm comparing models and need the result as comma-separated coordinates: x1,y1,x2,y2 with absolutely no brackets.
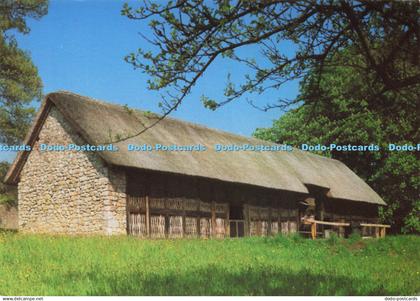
301,185,381,237
125,169,302,238
125,169,381,239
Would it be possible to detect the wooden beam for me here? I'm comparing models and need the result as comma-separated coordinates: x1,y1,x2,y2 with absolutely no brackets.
225,205,230,238
304,219,350,227
311,222,317,240
196,216,201,238
126,196,131,235
290,207,294,235
182,201,186,238
147,207,222,218
338,218,345,238
196,200,201,238
163,198,169,238
165,214,170,238
246,205,251,236
145,195,150,237
360,223,391,228
211,201,216,238
303,218,390,239
181,214,186,238
313,197,323,233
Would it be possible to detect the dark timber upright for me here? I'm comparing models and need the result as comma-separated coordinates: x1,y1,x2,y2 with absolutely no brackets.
126,169,381,239
145,195,150,237
211,201,216,238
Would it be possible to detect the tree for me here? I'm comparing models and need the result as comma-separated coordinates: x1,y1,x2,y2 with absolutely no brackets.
122,0,419,232
254,48,420,233
0,161,16,205
0,0,48,144
122,0,419,133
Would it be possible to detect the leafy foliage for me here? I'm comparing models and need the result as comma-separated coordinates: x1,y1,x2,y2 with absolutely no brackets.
0,161,16,205
123,1,420,231
0,0,48,144
123,0,419,116
254,49,420,233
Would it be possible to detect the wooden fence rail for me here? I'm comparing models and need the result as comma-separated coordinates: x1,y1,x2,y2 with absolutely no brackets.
303,219,390,240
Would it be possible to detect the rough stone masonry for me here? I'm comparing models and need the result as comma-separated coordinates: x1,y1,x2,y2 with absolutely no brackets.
18,107,127,235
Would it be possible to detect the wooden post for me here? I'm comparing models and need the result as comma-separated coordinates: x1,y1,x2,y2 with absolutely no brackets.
246,205,251,236
380,227,386,238
375,227,381,238
196,202,201,238
268,207,272,236
338,218,345,238
182,201,186,238
243,205,248,236
257,209,262,236
311,222,317,240
317,198,325,234
126,196,131,235
165,214,170,238
288,208,293,234
164,198,169,238
319,199,325,221
145,195,150,237
181,214,186,238
196,216,201,238
225,205,230,238
211,201,216,238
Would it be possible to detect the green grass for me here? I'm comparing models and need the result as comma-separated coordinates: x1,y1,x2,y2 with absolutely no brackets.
0,232,419,296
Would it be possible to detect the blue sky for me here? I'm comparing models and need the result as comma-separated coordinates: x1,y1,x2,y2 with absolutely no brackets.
1,0,299,162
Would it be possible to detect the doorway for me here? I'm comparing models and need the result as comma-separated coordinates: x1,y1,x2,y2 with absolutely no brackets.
229,204,245,237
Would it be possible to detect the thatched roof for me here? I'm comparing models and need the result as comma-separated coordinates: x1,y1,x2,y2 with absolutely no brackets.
5,91,386,205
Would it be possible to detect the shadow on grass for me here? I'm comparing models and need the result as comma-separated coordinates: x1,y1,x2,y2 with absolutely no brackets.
0,228,18,234
79,265,390,296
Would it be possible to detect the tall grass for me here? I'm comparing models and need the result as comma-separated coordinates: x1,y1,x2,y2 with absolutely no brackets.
0,232,418,296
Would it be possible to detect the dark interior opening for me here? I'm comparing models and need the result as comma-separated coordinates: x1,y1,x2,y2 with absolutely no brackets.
229,204,244,237
230,221,244,237
229,204,244,220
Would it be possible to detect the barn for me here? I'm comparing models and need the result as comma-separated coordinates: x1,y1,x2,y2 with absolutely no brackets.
4,91,387,238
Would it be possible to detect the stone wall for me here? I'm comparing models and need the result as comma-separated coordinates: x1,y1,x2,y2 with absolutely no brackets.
18,106,127,235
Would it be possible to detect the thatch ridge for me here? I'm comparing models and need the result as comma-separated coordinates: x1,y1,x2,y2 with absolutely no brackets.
51,92,352,166
5,91,386,206
53,91,293,148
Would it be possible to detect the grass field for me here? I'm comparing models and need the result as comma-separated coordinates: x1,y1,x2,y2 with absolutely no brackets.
0,232,419,296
